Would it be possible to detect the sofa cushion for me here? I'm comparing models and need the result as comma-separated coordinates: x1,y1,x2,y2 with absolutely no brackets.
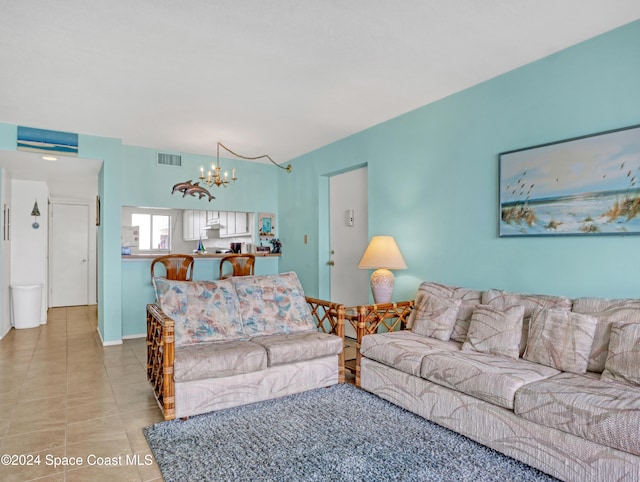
231,272,317,336
250,332,343,367
407,282,483,343
154,278,246,346
174,340,267,382
514,372,640,457
601,321,640,386
462,304,524,359
524,308,598,374
410,294,461,341
483,289,572,356
361,331,461,377
420,350,559,409
572,297,640,372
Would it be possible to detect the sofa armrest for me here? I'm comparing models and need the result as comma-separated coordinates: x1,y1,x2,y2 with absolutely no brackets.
353,300,414,387
306,296,346,383
146,303,176,420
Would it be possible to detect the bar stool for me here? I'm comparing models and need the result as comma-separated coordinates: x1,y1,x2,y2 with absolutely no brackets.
219,254,255,279
151,254,195,297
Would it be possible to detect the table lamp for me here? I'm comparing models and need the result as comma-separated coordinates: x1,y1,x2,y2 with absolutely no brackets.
357,235,407,304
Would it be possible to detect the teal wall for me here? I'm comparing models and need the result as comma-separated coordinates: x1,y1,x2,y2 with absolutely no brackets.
116,144,280,339
115,146,280,340
80,134,123,343
118,145,279,213
279,20,640,301
0,124,279,343
3,20,640,342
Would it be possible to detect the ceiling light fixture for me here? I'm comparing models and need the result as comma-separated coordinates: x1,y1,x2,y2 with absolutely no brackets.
41,156,57,161
198,142,292,188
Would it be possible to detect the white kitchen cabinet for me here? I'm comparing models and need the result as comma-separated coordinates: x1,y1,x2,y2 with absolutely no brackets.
218,211,250,237
196,211,207,238
182,210,208,241
225,212,236,236
182,210,193,240
185,210,251,239
218,212,228,237
235,212,249,235
206,210,219,224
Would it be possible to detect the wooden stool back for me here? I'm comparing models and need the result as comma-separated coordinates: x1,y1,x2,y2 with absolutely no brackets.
151,254,195,283
219,254,255,279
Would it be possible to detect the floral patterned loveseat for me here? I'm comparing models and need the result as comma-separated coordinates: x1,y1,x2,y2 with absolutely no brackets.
147,272,345,420
359,281,640,482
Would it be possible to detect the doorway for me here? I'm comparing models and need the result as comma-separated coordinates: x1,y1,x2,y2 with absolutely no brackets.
49,202,90,307
328,166,370,338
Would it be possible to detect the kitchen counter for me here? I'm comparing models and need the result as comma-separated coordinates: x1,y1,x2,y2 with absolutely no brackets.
122,252,280,259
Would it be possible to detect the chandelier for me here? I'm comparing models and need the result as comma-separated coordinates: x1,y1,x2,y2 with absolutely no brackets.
199,142,292,188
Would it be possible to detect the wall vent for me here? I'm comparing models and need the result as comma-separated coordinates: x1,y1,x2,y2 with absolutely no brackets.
157,153,182,167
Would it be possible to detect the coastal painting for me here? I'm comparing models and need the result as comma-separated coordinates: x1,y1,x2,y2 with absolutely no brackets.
499,124,640,237
17,126,78,156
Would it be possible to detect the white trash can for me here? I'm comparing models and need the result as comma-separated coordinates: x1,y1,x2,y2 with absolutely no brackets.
11,284,42,329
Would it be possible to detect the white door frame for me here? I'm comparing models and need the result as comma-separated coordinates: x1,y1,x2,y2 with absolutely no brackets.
319,163,369,314
328,166,369,338
48,198,97,307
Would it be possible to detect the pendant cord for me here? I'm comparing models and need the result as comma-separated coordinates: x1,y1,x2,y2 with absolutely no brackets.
218,142,292,173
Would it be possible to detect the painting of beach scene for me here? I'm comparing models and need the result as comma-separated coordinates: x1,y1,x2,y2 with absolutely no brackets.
499,124,640,236
17,126,78,156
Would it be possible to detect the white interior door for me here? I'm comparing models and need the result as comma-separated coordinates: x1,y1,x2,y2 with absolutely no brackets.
329,167,370,338
50,203,89,307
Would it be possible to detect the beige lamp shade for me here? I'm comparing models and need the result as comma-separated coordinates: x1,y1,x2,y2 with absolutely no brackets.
358,236,407,304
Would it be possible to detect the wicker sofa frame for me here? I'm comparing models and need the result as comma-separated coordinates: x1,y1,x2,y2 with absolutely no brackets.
147,297,345,420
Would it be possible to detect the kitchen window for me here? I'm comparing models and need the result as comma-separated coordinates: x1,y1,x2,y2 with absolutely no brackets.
131,213,171,251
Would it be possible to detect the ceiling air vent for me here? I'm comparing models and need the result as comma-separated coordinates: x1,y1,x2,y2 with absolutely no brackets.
157,153,182,167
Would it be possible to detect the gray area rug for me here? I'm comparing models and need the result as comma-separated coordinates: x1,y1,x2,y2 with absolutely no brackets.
144,384,557,481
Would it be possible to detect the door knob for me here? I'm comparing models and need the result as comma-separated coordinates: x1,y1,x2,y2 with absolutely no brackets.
327,260,335,266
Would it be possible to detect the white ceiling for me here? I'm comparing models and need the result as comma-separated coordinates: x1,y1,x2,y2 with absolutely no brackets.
1,0,640,171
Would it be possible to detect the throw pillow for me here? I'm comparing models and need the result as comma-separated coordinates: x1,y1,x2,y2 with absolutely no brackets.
571,297,640,372
482,289,572,357
524,308,598,374
154,278,246,346
410,294,461,341
461,304,525,359
231,272,317,336
406,281,483,343
601,322,640,386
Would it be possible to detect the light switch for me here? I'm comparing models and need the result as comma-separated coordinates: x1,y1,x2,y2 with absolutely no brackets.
345,209,354,226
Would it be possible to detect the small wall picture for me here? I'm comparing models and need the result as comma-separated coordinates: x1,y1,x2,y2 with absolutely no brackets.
17,126,78,157
258,212,275,237
499,124,640,236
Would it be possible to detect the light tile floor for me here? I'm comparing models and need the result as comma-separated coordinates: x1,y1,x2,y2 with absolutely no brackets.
0,306,164,481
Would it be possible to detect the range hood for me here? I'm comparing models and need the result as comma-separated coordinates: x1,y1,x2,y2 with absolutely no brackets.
206,218,224,229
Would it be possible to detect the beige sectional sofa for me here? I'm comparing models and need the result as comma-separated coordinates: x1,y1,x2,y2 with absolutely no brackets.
359,281,640,482
147,272,345,420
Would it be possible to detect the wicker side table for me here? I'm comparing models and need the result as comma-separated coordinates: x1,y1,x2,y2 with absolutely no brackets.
343,309,360,379
347,301,414,387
